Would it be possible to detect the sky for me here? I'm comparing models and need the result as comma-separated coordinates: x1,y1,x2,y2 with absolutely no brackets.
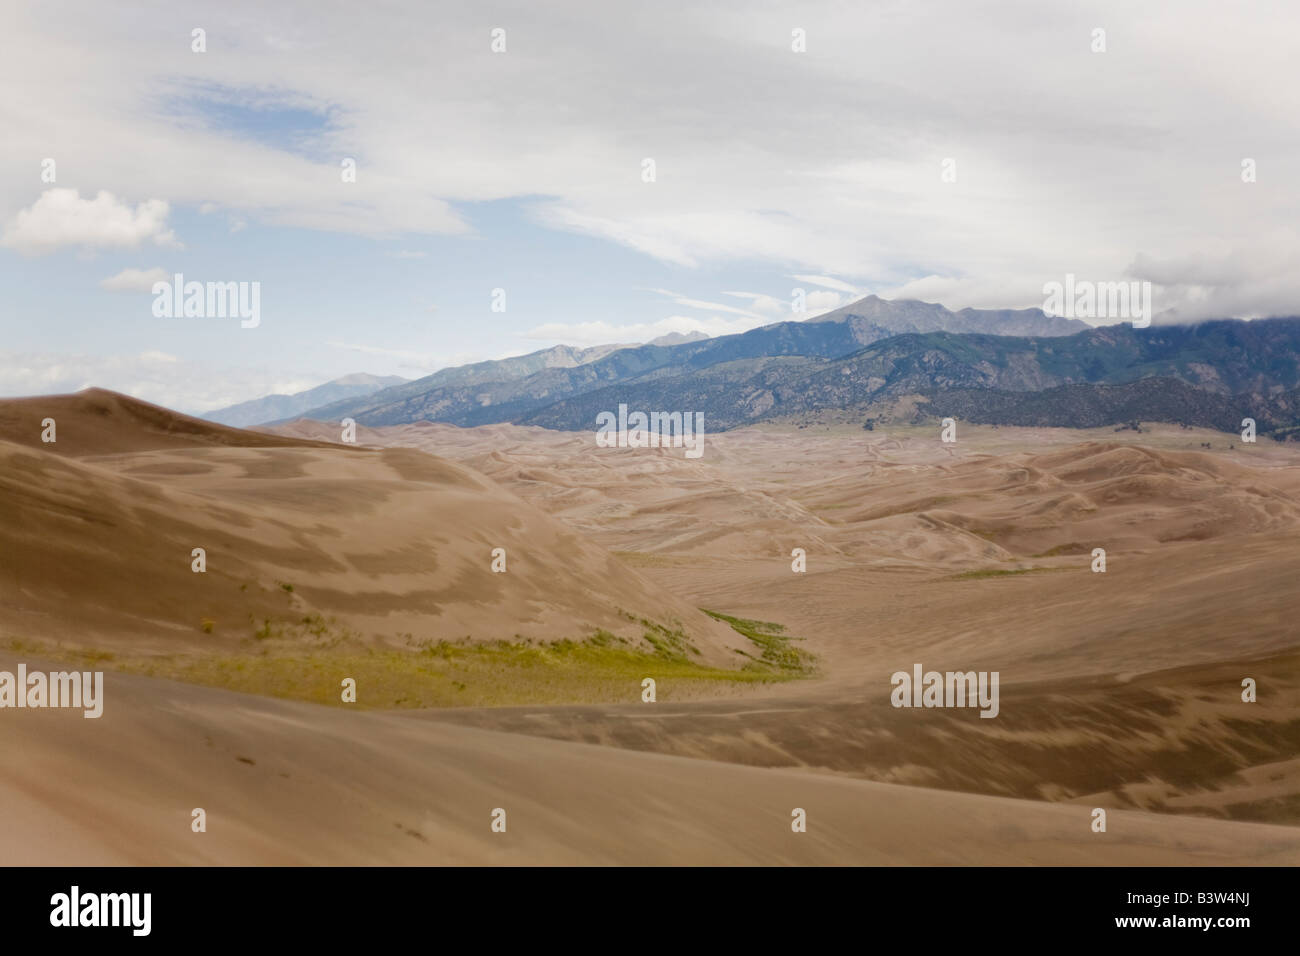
2,1,1298,413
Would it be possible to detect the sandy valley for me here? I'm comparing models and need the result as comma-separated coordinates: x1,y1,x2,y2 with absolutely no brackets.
3,391,1298,863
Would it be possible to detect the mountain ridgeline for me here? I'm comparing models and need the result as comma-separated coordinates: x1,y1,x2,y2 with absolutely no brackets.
292,296,1300,438
204,373,408,428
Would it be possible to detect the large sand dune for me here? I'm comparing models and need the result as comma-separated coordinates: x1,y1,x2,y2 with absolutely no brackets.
0,391,744,663
264,417,1300,827
3,657,1296,865
4,394,1299,864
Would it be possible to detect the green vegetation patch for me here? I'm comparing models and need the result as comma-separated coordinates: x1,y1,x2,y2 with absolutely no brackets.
702,609,814,673
3,606,814,710
949,566,1070,580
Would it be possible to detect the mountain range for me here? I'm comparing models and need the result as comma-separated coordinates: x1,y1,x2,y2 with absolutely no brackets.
285,297,1088,426
521,318,1300,436
203,373,408,427
209,335,713,428
246,296,1300,439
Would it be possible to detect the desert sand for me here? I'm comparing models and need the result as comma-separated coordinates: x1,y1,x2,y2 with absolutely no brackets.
0,390,744,665
3,390,1299,863
3,658,1298,865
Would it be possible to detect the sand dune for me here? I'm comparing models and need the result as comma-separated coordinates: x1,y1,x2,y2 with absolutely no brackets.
428,646,1300,824
5,398,1300,863
314,420,1300,673
3,657,1296,865
0,388,338,457
0,391,745,665
257,418,1300,827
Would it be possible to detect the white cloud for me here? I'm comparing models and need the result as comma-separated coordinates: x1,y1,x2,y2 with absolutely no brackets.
526,313,763,345
326,340,440,363
100,266,170,292
0,350,317,412
790,275,861,296
530,288,852,345
2,2,1299,318
3,189,178,255
721,291,788,315
803,290,845,316
648,288,759,318
325,339,483,372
